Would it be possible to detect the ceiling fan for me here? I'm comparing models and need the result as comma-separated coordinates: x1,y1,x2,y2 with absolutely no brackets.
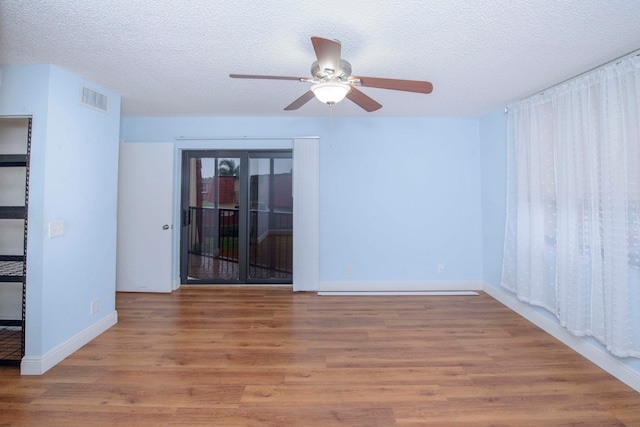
230,36,433,112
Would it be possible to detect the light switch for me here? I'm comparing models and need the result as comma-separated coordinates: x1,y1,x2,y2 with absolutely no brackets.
49,220,64,238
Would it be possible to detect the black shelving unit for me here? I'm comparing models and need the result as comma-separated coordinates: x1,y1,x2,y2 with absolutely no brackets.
0,206,26,219
0,117,31,367
0,154,27,167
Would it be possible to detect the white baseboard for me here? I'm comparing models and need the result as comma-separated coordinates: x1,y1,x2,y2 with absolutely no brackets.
483,283,640,393
319,280,483,292
21,311,118,375
318,291,479,296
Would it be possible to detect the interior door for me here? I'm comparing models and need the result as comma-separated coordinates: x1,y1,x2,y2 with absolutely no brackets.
116,142,174,292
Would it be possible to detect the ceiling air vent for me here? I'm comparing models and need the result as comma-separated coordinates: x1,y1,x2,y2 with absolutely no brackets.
80,86,109,113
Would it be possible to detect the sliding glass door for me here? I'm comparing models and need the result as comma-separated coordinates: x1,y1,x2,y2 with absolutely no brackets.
180,150,292,284
248,155,293,280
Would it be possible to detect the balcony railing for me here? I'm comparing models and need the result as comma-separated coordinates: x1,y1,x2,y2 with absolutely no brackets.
188,207,292,275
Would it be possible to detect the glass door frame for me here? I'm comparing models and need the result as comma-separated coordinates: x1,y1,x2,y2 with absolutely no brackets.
180,149,293,285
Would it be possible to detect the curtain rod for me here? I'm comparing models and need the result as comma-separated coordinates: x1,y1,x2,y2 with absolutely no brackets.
520,47,640,102
176,136,319,141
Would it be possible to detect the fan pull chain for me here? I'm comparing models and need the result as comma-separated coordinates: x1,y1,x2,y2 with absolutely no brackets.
329,103,334,148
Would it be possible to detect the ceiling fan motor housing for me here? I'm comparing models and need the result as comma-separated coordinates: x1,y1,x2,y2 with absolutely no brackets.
311,59,352,82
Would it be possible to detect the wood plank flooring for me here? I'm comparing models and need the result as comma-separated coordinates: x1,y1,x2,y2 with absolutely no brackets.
0,287,639,426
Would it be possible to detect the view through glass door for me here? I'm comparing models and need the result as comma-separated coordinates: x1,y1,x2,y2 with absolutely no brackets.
180,150,293,284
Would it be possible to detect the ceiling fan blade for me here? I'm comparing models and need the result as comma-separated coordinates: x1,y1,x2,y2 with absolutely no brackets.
230,74,305,81
311,36,341,75
352,76,433,94
284,90,316,111
346,87,382,112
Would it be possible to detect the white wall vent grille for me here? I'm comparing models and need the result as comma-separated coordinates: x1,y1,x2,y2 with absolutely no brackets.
80,86,109,113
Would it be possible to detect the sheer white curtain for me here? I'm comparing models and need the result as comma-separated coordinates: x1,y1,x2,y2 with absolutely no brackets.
502,54,640,358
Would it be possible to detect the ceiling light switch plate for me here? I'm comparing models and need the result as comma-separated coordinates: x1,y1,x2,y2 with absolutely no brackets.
48,220,64,238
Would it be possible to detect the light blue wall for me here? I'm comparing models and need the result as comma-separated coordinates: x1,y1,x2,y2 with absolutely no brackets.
479,109,508,287
0,64,121,357
321,118,482,281
121,116,484,283
40,66,121,352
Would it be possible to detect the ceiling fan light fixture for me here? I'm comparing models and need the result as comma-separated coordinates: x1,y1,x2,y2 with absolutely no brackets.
311,81,351,105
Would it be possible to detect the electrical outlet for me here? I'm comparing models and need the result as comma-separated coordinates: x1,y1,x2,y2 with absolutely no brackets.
345,265,352,275
438,264,444,273
91,299,99,315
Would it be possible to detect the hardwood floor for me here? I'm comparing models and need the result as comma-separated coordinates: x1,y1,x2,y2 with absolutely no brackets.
1,287,639,426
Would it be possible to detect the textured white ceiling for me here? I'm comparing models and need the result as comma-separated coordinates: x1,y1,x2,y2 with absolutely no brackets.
1,0,639,117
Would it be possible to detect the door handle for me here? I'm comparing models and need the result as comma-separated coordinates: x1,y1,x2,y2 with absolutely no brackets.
162,224,170,230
